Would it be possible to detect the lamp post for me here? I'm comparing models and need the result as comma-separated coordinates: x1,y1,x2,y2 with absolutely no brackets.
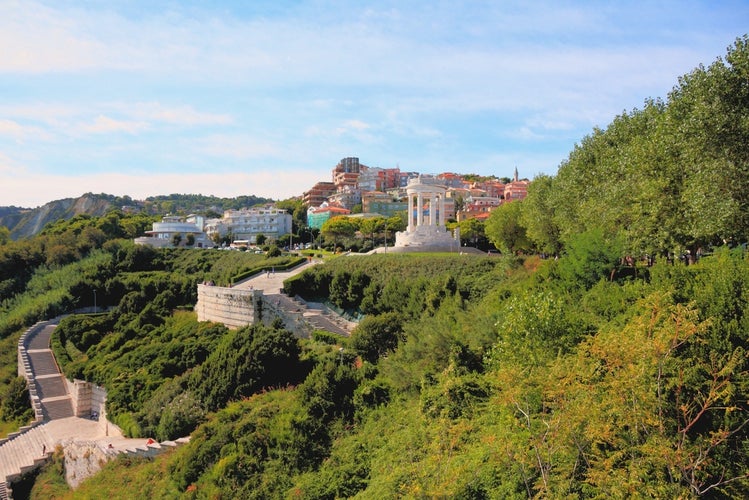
93,289,97,314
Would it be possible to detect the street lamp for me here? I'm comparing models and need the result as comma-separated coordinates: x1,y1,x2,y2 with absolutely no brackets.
93,289,97,314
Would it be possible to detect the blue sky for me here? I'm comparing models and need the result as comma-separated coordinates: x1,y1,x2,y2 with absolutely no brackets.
1,1,747,207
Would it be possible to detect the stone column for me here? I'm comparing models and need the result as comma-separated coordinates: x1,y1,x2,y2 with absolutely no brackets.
417,193,423,227
439,194,445,226
430,194,437,225
407,194,414,232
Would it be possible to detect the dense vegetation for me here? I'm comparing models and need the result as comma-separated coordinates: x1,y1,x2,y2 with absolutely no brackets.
0,209,301,437
487,36,749,260
1,36,748,498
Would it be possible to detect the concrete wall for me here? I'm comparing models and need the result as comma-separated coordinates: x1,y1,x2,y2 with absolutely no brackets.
66,379,109,434
196,284,259,328
17,321,52,423
196,285,316,338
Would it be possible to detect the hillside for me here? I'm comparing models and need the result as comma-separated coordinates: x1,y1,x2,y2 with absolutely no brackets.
0,193,273,241
1,195,116,240
0,36,747,499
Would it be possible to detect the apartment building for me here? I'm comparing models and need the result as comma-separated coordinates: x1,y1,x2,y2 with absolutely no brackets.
204,207,292,244
302,181,336,208
307,202,351,229
361,191,408,217
504,168,529,201
457,196,502,221
333,157,363,191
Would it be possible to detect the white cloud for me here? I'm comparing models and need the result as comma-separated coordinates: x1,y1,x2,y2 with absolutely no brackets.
81,115,149,135
0,0,744,208
342,120,370,131
0,119,56,143
0,151,22,175
193,134,279,160
0,119,31,140
120,103,233,126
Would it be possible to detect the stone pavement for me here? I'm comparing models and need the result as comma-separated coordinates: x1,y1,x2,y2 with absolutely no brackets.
26,325,74,420
234,259,357,336
0,322,159,490
233,258,317,293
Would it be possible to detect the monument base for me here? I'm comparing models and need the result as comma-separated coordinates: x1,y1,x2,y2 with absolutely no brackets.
386,225,460,253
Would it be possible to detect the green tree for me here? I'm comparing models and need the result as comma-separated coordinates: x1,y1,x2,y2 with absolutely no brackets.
359,217,386,247
329,270,352,309
520,175,561,255
0,226,10,246
321,216,359,249
556,228,624,290
276,197,307,234
1,376,32,422
457,217,486,248
189,324,302,412
485,201,531,254
350,312,403,363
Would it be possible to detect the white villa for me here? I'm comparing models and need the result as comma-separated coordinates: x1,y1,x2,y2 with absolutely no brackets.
134,215,213,248
203,206,292,244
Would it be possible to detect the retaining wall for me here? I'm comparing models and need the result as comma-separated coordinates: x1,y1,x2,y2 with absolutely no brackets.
16,321,52,423
66,379,109,434
196,285,316,337
196,284,260,328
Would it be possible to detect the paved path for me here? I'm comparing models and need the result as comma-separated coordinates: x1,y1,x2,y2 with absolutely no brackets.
233,259,317,292
234,259,357,336
0,323,153,487
26,325,74,420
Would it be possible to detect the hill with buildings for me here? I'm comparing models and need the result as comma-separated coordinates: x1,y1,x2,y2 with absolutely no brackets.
0,193,273,241
0,35,747,498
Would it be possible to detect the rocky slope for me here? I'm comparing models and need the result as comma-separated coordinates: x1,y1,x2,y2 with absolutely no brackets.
0,194,115,240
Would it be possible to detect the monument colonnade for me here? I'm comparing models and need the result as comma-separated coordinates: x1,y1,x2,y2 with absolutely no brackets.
406,179,446,232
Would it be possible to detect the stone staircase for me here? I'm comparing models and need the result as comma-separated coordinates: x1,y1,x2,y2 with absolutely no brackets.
26,325,74,420
0,424,54,484
60,435,192,489
287,296,357,336
0,320,73,495
2,319,194,497
111,436,191,460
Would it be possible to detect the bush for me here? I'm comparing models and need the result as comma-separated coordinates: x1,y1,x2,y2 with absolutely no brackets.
556,228,624,290
0,376,33,422
350,312,404,363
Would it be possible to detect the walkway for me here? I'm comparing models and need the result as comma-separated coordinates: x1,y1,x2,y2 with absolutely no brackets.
234,259,357,336
0,322,155,489
26,325,74,420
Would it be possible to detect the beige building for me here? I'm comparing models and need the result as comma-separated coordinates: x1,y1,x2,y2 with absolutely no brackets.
204,207,292,244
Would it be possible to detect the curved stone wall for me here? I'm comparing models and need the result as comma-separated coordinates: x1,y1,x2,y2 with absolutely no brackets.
196,284,259,328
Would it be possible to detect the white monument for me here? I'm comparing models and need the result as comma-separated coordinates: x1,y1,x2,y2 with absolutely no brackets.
393,176,458,251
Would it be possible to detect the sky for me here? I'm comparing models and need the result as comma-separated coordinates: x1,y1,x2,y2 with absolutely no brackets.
1,1,747,208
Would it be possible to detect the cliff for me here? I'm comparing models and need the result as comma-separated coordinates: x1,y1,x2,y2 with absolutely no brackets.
0,194,115,240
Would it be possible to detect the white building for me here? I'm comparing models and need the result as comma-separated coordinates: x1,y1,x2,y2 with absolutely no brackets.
134,215,212,248
204,207,292,244
393,176,458,251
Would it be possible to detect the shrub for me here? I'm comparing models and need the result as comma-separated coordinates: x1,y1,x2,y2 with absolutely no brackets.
0,376,33,422
350,312,404,363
